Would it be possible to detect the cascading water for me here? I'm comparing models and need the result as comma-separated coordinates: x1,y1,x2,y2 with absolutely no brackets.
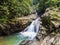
20,17,41,40
0,8,41,45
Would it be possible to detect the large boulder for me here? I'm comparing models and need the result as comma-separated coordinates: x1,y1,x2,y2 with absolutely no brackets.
0,19,31,35
0,14,37,35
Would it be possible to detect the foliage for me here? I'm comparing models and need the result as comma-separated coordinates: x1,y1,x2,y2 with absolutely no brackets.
37,0,60,15
0,0,33,23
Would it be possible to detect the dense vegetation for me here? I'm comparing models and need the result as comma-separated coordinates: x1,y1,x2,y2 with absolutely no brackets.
0,0,60,35
37,0,60,16
36,0,60,35
0,0,33,23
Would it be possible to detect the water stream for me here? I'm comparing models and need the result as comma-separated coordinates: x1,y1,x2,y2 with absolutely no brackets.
0,16,40,45
20,17,40,40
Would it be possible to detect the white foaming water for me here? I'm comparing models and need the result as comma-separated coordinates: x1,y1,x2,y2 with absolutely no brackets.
20,17,40,40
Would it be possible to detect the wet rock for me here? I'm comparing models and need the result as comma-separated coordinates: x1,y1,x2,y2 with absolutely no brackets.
20,40,33,45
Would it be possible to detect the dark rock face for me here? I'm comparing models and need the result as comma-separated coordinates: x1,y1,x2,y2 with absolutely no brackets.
37,9,46,17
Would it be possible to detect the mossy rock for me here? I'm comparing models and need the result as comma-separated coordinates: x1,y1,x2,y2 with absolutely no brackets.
0,19,31,35
41,7,60,35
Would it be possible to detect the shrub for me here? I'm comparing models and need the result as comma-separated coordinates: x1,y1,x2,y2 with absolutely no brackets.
37,0,60,15
0,0,33,23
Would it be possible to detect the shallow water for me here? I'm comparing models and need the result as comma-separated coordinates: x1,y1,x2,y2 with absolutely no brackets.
0,33,28,45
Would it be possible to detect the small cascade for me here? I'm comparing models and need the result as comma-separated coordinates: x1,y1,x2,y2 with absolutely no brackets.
20,17,41,40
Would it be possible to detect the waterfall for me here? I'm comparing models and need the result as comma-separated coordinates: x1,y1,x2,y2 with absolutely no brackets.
20,17,41,40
